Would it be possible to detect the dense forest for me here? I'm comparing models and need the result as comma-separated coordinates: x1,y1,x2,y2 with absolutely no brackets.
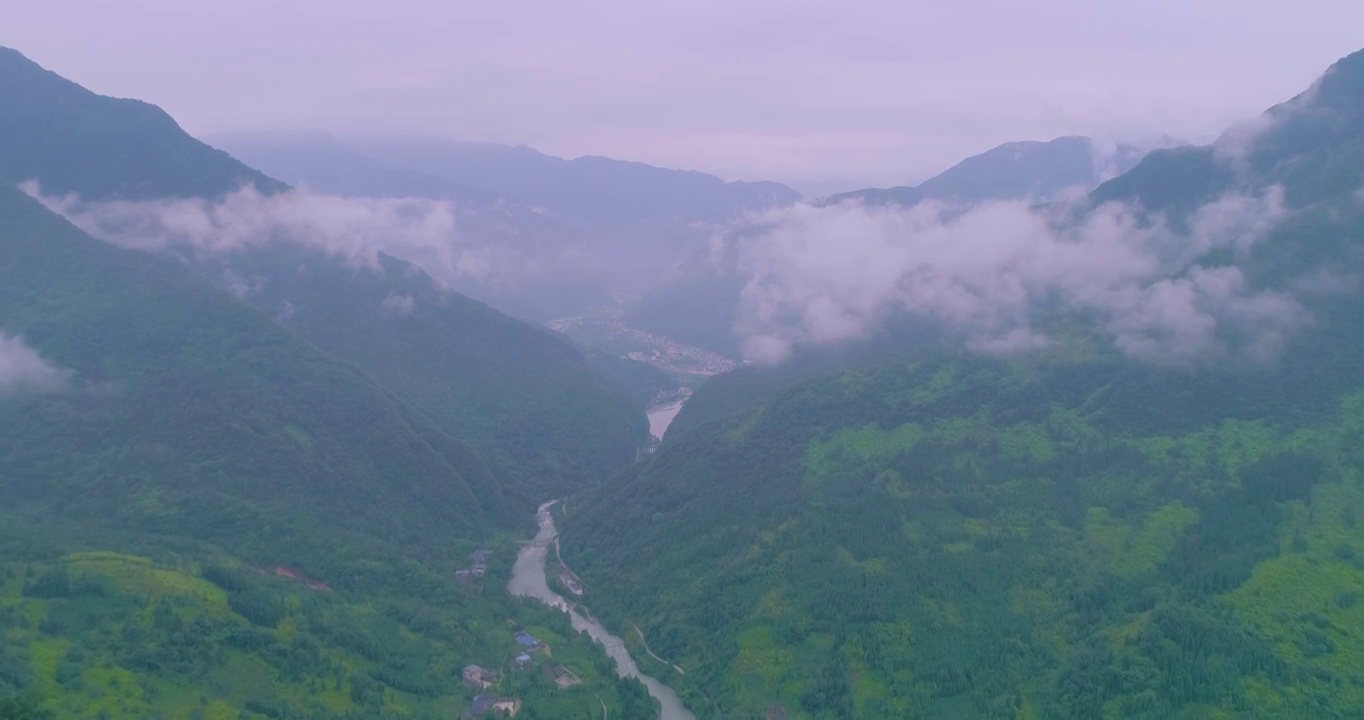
560,49,1364,719
564,353,1364,718
0,514,655,719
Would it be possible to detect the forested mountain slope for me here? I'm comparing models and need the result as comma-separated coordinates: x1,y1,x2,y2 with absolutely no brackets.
658,46,1364,436
203,244,647,500
0,49,658,718
0,183,498,562
0,47,648,501
0,183,657,718
0,47,281,199
560,49,1364,719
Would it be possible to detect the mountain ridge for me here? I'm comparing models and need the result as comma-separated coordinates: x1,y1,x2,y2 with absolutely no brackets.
561,46,1364,720
2,48,649,500
0,46,283,200
0,49,661,719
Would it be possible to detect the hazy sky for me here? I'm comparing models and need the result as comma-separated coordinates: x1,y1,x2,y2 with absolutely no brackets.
7,1,1364,194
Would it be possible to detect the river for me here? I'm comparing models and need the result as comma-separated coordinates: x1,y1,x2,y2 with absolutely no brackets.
509,501,696,720
647,399,686,441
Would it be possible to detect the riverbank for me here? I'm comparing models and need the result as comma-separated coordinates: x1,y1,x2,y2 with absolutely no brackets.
509,502,696,720
630,622,686,675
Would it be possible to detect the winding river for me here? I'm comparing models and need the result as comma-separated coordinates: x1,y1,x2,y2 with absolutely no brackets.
509,501,696,720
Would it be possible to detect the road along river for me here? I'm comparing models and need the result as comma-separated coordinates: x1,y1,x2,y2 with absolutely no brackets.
508,501,696,720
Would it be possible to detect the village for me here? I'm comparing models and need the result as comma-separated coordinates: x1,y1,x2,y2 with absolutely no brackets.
455,548,491,583
455,548,584,718
461,626,583,718
547,306,738,377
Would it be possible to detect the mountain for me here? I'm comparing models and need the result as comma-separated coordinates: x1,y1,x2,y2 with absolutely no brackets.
0,47,281,200
0,178,656,720
341,134,802,229
0,48,657,717
208,129,491,200
341,135,801,295
1,47,648,501
558,49,1364,719
195,243,648,499
206,130,619,319
625,136,1167,359
0,179,498,575
1092,51,1364,215
210,131,804,317
827,135,1158,207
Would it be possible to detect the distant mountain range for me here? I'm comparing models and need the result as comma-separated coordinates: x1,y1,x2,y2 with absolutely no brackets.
208,130,803,318
826,134,1177,207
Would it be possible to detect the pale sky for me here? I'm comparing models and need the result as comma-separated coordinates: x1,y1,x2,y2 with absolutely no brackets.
6,1,1364,195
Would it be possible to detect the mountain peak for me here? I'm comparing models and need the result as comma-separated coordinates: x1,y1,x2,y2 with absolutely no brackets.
0,46,42,69
0,46,283,200
822,134,1150,208
1311,47,1364,110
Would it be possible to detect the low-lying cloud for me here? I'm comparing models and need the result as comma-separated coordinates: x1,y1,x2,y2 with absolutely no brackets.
0,334,70,395
380,293,417,316
23,183,488,287
728,187,1306,365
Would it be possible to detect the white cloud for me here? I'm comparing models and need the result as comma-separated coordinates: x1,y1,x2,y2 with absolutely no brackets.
727,187,1302,365
380,293,416,316
0,334,70,395
1212,71,1323,166
21,183,489,287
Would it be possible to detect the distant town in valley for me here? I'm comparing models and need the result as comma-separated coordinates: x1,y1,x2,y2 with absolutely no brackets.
549,304,738,380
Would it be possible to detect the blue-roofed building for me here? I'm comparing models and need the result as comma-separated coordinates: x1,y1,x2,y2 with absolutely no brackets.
514,630,538,648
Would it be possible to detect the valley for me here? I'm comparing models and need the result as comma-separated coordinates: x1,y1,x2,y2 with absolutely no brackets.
550,304,740,381
3,20,1364,720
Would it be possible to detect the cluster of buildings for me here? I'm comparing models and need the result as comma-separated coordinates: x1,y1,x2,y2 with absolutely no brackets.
461,627,579,717
456,549,492,583
513,629,545,669
549,306,737,376
464,664,518,718
625,340,735,376
469,693,521,718
544,663,582,689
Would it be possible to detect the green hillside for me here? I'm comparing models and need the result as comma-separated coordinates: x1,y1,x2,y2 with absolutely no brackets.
0,46,648,503
563,350,1364,718
559,49,1364,719
0,182,657,717
0,47,656,717
207,244,648,501
0,184,493,560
